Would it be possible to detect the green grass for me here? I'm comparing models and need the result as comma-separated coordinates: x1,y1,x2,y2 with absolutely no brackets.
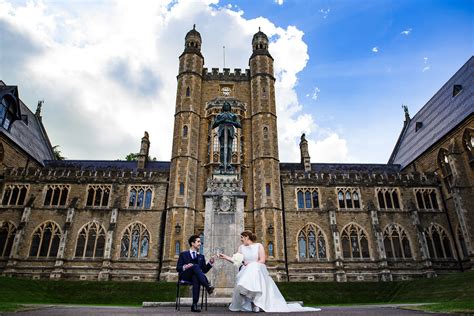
0,302,26,312
0,271,472,313
401,301,474,314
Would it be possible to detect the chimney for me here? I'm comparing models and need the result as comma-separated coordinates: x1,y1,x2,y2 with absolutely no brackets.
299,133,311,172
137,131,150,170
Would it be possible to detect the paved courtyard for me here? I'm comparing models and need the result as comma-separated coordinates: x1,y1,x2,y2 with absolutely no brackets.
2,304,454,316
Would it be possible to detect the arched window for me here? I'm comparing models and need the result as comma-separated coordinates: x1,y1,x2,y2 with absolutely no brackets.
415,189,439,210
128,185,153,209
268,242,274,257
305,191,311,208
175,241,181,256
338,191,344,208
296,188,320,209
183,125,188,138
29,221,61,258
297,191,304,209
199,233,204,254
337,188,361,209
297,224,327,259
43,185,69,207
438,149,453,192
0,221,16,257
185,86,191,97
179,182,185,195
457,227,469,258
341,223,370,259
383,224,412,259
377,188,401,209
120,222,150,258
75,222,106,258
86,185,111,207
463,129,474,165
263,126,269,140
266,183,271,197
425,224,453,259
2,184,28,206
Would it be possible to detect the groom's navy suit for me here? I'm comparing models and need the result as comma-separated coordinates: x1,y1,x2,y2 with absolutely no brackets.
176,250,213,304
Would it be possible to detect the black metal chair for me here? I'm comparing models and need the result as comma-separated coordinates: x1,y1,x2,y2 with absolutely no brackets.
175,278,208,311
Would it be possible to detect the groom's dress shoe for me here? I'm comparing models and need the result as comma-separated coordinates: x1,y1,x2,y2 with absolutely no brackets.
207,285,215,295
191,303,201,313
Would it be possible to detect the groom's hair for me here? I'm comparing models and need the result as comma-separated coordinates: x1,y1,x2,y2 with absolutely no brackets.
188,235,200,246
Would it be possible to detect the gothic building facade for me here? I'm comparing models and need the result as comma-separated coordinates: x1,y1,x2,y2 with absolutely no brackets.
0,28,472,282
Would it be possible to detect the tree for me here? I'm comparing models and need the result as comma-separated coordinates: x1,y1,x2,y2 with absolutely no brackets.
52,145,66,160
124,153,156,161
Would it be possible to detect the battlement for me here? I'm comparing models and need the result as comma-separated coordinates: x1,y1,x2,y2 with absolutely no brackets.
281,170,439,187
3,165,169,184
203,68,250,81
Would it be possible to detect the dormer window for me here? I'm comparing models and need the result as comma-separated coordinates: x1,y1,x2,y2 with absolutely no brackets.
0,95,20,131
453,84,463,97
415,121,423,132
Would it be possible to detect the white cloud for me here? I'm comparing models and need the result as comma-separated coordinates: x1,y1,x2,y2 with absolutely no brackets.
400,28,412,35
275,0,284,5
308,133,349,162
372,46,379,53
0,0,348,163
422,66,431,72
319,8,330,19
310,87,320,101
424,57,428,63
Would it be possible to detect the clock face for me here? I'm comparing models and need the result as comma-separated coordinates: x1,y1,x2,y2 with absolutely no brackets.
221,86,231,96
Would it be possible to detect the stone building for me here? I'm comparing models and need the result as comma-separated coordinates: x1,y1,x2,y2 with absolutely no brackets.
0,28,472,282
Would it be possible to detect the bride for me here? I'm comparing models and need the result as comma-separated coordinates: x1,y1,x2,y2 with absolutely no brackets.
218,231,320,313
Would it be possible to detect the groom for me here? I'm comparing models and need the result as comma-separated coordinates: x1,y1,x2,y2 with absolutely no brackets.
176,235,215,313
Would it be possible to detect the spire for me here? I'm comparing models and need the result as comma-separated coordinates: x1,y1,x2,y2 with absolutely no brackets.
402,104,410,123
299,133,311,172
35,100,44,120
137,131,150,170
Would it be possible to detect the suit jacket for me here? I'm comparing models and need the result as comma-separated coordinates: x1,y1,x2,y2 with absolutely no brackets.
176,250,212,275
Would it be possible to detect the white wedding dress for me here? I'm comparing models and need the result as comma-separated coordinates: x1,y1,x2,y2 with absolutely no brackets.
229,243,321,313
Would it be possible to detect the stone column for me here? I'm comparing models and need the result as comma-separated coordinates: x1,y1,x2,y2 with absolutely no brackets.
410,202,436,278
329,207,346,282
368,201,391,281
99,208,118,281
203,173,246,297
3,206,32,276
50,207,75,279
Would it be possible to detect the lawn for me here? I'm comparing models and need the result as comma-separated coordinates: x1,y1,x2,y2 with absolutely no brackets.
0,271,472,313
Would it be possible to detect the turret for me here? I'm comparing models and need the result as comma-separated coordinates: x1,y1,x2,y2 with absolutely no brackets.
137,131,150,170
300,133,311,172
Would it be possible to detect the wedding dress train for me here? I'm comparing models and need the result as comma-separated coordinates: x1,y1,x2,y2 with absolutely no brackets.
229,243,320,313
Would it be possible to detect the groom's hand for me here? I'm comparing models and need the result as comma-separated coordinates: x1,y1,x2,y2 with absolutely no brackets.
209,255,216,264
183,263,193,270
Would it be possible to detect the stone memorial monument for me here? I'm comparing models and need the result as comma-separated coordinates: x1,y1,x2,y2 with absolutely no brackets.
203,101,245,296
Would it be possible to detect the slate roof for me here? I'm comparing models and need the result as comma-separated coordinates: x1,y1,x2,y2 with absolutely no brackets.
44,160,171,172
389,56,474,168
280,163,401,173
0,82,55,165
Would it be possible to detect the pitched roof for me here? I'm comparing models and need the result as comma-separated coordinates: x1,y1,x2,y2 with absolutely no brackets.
389,56,474,168
44,160,171,172
0,81,55,165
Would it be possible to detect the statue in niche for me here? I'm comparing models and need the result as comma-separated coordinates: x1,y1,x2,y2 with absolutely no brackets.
211,101,241,173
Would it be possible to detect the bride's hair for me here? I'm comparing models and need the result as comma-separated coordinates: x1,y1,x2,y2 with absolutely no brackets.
241,230,257,242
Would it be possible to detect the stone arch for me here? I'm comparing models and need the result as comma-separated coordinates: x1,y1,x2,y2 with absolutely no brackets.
119,221,150,258
29,220,62,258
296,223,327,260
74,221,107,259
340,223,370,259
382,223,413,259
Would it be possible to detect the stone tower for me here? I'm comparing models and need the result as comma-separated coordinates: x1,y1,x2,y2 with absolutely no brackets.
248,30,285,277
162,26,204,275
162,27,285,281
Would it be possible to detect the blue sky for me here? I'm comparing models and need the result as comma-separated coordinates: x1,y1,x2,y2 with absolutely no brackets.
0,0,472,163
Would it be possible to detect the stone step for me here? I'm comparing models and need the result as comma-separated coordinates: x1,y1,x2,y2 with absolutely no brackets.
143,298,304,307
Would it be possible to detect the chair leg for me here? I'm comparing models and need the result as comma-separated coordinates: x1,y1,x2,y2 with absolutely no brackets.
175,282,180,311
200,286,204,310
205,289,208,311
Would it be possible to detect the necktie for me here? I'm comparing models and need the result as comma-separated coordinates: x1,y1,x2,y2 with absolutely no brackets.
191,251,195,259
